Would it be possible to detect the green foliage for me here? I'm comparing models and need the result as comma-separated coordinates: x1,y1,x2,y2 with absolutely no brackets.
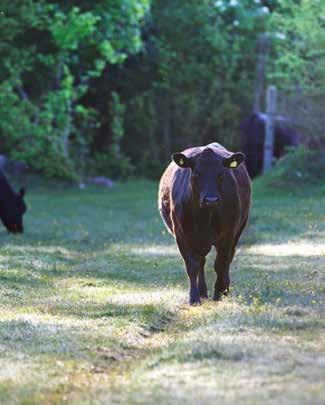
0,0,323,178
270,0,325,92
50,7,100,51
124,0,268,170
269,0,325,144
263,146,325,188
0,0,149,179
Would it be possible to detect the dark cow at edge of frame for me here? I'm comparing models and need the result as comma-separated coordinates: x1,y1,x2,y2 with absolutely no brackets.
158,142,252,305
240,112,300,178
0,169,27,233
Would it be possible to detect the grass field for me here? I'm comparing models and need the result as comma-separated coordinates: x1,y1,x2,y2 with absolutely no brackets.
0,176,324,404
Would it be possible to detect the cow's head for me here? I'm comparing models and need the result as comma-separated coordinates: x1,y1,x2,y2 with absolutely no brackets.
1,188,27,233
172,148,244,209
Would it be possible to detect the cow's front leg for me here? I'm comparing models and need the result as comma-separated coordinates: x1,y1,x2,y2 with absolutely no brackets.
177,238,201,305
213,240,233,301
187,257,201,305
198,256,208,299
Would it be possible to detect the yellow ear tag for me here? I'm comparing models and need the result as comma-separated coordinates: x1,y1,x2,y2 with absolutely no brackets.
230,160,237,168
179,158,184,166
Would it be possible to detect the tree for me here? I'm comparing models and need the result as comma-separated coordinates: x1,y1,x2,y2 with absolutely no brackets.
269,0,325,145
120,0,270,176
0,0,149,178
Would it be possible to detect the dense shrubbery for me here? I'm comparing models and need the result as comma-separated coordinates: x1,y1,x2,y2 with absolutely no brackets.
0,0,149,179
0,1,323,179
264,146,325,188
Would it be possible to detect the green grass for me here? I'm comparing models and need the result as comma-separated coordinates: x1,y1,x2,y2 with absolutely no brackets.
0,177,324,404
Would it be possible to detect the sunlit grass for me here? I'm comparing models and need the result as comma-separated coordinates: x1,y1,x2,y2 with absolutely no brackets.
0,178,324,403
128,244,178,257
247,241,325,256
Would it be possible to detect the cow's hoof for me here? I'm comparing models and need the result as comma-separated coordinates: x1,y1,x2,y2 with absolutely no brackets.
213,291,222,301
213,290,228,301
200,292,209,299
189,298,201,306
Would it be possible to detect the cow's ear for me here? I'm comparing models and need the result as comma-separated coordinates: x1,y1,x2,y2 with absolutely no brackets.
223,153,245,169
19,188,25,197
172,153,193,169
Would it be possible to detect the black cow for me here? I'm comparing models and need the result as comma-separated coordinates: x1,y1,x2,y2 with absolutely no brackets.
158,143,251,305
241,112,300,178
0,170,26,233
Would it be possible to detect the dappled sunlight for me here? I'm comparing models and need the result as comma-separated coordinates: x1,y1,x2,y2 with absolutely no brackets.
1,245,79,258
101,243,178,258
129,244,178,257
56,279,185,307
232,260,299,272
0,180,324,403
0,310,121,333
245,241,325,257
0,360,43,385
114,289,183,308
130,360,324,404
122,303,325,403
88,288,184,307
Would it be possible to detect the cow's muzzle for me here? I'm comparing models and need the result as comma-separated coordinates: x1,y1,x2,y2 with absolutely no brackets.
7,224,23,234
202,196,221,208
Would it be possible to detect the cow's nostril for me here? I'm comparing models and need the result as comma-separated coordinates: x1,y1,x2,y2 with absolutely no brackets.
203,197,221,209
205,196,220,204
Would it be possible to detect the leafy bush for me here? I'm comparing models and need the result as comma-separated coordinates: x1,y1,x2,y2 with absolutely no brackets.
265,146,325,188
0,0,149,179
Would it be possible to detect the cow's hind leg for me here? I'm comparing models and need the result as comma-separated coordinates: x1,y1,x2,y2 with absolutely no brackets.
198,256,208,299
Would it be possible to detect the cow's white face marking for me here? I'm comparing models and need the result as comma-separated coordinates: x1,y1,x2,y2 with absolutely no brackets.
230,161,237,168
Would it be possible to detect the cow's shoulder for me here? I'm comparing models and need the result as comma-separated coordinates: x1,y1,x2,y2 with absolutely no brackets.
171,166,191,207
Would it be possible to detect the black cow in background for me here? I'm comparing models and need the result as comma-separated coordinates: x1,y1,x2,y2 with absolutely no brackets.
0,170,26,233
240,112,300,178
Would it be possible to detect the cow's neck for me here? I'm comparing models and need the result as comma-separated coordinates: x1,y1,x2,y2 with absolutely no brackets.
192,205,216,234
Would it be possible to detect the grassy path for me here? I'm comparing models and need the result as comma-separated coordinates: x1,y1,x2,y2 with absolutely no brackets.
0,178,324,403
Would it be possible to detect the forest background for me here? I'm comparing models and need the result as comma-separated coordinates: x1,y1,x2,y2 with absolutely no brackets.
0,0,324,180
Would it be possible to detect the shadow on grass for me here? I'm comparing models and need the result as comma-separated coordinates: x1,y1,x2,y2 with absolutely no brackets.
0,272,50,288
0,318,120,362
0,240,184,288
0,180,324,346
0,301,176,357
1,239,324,317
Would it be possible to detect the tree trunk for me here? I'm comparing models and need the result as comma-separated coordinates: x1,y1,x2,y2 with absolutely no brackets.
263,85,277,173
253,34,269,113
163,96,171,161
62,100,72,159
148,95,159,161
